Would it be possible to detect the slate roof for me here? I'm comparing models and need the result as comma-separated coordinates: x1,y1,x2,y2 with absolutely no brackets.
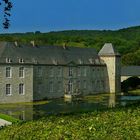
98,43,120,56
0,42,104,65
121,66,140,76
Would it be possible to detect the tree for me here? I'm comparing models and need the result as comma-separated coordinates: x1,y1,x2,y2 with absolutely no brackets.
0,0,12,29
121,77,140,92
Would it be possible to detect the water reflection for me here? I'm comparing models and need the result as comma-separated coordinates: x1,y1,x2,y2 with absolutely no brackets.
108,94,116,108
0,93,139,121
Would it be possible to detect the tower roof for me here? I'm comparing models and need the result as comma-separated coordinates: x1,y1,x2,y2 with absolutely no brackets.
98,43,120,56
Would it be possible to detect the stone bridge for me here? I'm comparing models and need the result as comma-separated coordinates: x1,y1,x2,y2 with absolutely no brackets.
121,66,140,82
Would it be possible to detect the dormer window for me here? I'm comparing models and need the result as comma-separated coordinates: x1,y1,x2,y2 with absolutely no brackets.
95,59,100,64
6,58,12,63
19,58,24,63
89,58,94,64
52,59,57,65
78,59,83,64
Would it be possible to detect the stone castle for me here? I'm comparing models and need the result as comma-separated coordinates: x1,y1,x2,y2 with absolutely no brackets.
0,42,121,103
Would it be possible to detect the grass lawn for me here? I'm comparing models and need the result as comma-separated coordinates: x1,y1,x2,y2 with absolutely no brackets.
0,104,140,140
0,113,19,123
128,89,140,95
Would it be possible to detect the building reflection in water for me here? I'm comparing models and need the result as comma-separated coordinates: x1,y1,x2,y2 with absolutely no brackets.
0,104,33,121
0,93,138,121
108,94,116,108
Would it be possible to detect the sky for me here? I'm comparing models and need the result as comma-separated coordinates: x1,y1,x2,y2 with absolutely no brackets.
1,0,140,33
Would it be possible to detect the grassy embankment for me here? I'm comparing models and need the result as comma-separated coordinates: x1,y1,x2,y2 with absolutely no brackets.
0,113,19,123
0,103,140,140
128,89,140,95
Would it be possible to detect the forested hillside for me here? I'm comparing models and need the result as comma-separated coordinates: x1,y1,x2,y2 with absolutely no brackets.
0,26,140,65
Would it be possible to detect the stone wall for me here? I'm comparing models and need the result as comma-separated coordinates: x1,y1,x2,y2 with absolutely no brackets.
99,56,121,93
33,64,107,101
0,65,33,103
0,64,110,103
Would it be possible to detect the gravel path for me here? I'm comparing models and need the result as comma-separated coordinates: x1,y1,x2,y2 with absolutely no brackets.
0,119,12,127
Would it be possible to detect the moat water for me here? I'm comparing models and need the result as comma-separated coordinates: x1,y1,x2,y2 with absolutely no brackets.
0,93,140,121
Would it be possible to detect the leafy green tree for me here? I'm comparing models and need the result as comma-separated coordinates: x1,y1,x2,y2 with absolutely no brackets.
121,77,140,92
0,0,12,28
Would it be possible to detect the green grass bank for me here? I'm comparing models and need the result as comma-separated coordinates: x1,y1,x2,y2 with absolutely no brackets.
0,104,140,140
0,113,19,123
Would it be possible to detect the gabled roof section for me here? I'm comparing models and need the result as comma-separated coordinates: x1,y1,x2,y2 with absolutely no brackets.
98,43,120,56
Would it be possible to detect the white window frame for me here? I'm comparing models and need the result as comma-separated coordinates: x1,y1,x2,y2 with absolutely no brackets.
69,67,73,77
6,84,12,96
6,58,12,63
68,80,73,93
19,83,25,95
6,67,12,78
19,58,24,63
83,67,87,77
19,67,24,78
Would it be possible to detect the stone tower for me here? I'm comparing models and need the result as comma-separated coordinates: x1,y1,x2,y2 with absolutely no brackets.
98,43,121,93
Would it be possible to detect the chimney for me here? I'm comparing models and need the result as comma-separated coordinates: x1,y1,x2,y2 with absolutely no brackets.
30,40,35,47
14,41,18,47
63,42,67,49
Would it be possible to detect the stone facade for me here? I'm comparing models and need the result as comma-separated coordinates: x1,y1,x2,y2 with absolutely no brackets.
33,65,108,100
0,65,33,103
0,42,121,103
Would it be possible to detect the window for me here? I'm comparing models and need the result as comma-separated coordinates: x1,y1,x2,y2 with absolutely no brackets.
77,67,81,76
6,58,12,63
77,81,80,89
68,81,73,93
19,58,24,63
83,67,87,77
69,67,73,77
78,59,82,64
50,67,54,77
89,58,93,64
58,81,61,91
58,67,62,77
6,67,11,78
37,67,42,77
49,81,53,92
37,83,42,94
19,111,25,120
83,80,86,89
6,84,12,95
92,81,95,90
102,80,105,89
19,67,24,78
19,84,24,95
